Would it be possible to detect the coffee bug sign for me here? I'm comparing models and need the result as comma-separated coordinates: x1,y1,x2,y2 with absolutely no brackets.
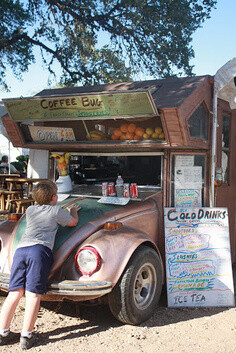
3,91,156,121
164,207,235,307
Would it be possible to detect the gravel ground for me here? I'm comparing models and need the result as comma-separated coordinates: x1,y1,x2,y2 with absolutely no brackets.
0,213,235,353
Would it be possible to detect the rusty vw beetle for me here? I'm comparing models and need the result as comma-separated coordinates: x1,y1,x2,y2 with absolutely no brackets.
0,192,164,325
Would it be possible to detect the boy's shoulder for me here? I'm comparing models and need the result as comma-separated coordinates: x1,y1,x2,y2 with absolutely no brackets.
26,204,62,214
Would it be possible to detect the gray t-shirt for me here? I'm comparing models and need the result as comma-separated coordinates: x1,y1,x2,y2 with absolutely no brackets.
18,204,73,250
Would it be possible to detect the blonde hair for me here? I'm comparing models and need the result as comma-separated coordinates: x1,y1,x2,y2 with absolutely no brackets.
32,180,57,205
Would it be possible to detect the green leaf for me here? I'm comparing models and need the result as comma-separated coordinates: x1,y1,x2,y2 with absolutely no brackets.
0,0,217,89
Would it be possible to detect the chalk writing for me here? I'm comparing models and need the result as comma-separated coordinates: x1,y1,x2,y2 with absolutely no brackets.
175,189,201,207
3,92,156,121
166,234,209,253
164,207,235,307
169,277,215,292
168,261,215,278
173,294,206,305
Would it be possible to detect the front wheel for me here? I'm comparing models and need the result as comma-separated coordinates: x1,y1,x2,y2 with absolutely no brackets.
108,246,163,325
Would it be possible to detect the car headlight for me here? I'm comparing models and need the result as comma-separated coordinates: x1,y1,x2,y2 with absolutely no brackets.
75,246,101,276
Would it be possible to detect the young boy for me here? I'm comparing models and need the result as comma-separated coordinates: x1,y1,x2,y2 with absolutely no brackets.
0,180,80,349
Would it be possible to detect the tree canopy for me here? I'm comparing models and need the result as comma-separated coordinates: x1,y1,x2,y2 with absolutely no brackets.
0,0,216,89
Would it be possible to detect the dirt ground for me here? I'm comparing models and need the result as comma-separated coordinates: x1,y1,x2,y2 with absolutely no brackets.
0,214,235,353
0,293,235,353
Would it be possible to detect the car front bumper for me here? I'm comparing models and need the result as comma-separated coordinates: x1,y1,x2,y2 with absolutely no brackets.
0,273,113,296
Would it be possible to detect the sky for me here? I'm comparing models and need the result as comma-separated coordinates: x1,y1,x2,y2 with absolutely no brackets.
0,0,235,100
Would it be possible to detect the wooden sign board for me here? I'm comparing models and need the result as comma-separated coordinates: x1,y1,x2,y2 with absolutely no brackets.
29,126,75,142
164,207,235,307
3,91,156,122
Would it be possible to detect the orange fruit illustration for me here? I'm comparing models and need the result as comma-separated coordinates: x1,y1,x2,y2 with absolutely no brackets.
113,128,122,137
134,134,142,140
135,127,145,137
120,134,127,140
125,132,134,140
120,123,129,133
111,134,119,140
143,133,149,139
128,123,136,133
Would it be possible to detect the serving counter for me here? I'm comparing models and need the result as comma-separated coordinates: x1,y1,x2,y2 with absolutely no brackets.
69,184,161,201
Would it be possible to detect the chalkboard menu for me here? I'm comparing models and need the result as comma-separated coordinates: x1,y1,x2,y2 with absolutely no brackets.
164,207,235,307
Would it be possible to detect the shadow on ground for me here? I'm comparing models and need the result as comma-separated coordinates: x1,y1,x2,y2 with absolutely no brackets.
41,282,234,330
0,268,234,348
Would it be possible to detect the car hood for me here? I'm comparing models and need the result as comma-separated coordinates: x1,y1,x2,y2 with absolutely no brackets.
13,195,157,254
13,198,123,253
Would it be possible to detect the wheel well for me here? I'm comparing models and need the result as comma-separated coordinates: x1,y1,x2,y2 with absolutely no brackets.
135,241,161,259
129,242,164,282
125,242,157,267
138,241,157,251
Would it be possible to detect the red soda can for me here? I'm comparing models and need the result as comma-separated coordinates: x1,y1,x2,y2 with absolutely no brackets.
108,182,116,196
102,182,108,196
123,183,130,197
130,183,138,198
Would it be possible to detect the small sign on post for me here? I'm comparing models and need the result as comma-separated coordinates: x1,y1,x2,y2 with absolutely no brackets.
164,207,235,307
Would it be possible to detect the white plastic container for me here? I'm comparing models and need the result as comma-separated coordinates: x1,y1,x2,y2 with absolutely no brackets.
56,175,72,193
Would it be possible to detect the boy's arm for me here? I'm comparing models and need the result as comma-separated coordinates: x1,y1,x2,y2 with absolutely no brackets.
67,206,81,227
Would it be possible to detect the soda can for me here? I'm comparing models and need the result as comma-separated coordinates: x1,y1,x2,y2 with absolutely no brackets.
130,183,138,198
123,183,130,197
102,182,108,197
108,182,116,196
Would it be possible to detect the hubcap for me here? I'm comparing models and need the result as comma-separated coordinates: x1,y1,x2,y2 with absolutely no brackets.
133,263,157,309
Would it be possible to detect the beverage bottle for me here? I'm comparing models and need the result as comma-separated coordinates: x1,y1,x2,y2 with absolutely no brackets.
115,175,124,197
116,175,124,185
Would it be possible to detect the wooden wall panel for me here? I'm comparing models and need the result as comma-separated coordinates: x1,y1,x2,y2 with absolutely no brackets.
216,100,236,262
180,76,213,118
179,76,213,149
1,115,24,147
160,108,186,146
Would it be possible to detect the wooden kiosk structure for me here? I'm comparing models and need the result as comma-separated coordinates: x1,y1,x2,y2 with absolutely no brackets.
2,67,236,263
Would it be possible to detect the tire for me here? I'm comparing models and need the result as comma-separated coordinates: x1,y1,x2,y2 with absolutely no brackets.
108,246,163,325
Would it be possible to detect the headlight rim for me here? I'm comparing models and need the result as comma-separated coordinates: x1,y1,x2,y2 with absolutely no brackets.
75,246,101,276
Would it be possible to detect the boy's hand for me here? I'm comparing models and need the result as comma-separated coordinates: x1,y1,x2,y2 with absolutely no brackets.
70,205,81,215
66,205,81,227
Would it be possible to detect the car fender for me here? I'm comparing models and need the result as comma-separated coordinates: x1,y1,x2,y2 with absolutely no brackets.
75,225,164,286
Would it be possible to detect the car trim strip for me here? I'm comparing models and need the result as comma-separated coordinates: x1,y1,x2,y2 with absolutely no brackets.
0,274,112,296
